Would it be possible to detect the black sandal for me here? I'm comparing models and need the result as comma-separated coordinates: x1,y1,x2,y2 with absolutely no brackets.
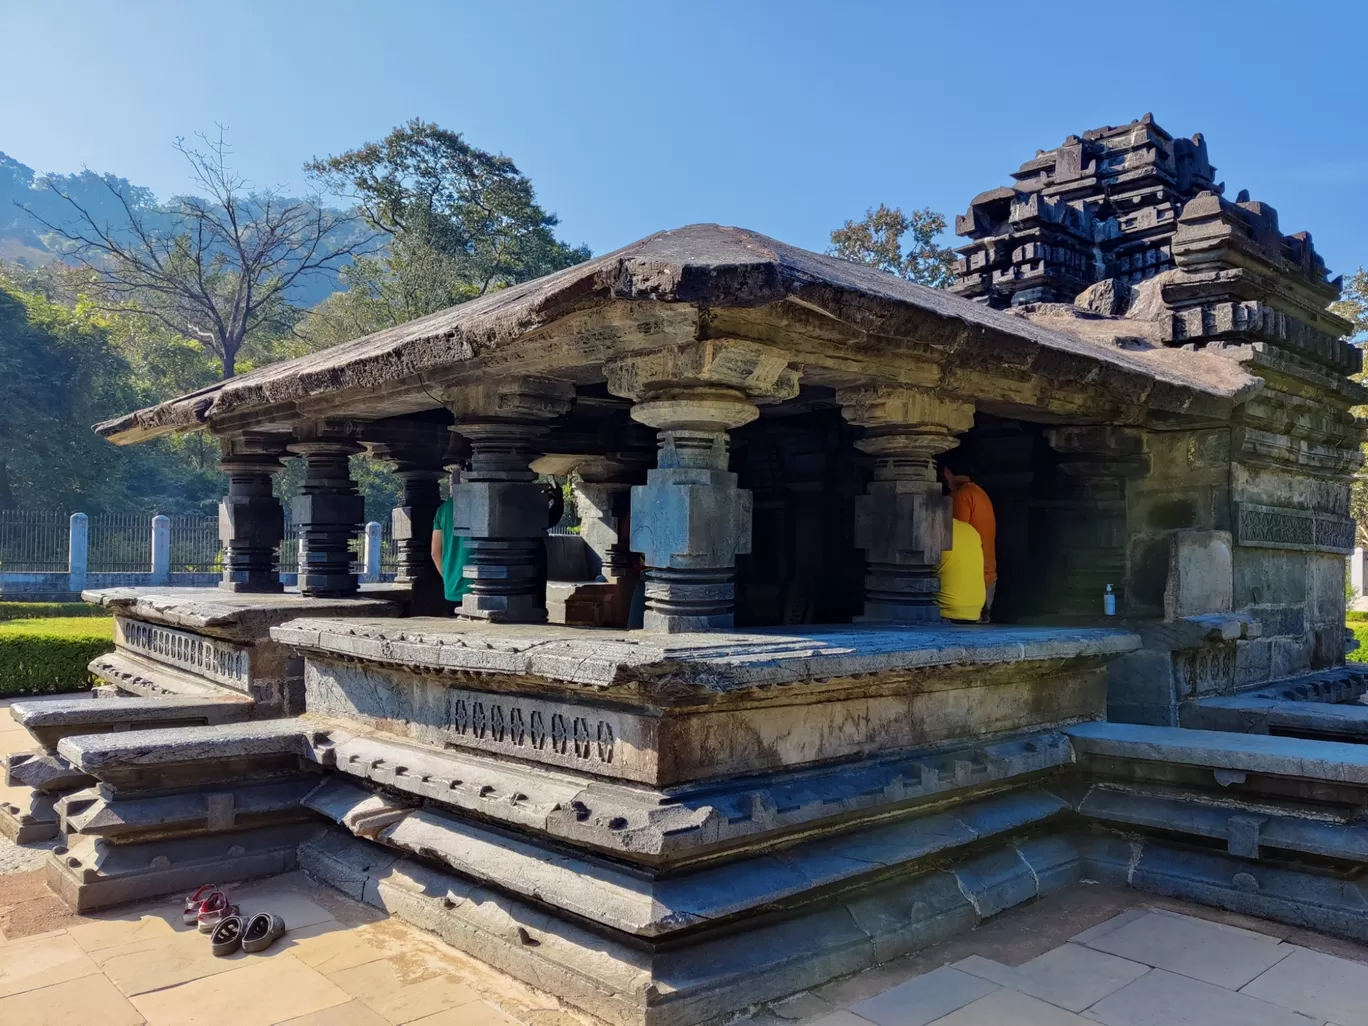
240,912,287,953
210,914,245,956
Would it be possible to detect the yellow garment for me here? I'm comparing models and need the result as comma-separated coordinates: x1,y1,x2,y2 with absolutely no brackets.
937,519,987,621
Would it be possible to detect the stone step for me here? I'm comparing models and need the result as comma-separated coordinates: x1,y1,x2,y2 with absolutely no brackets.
1076,786,1368,862
299,827,1081,1026
302,774,1069,938
314,727,1074,865
5,749,93,792
1064,721,1368,784
56,777,321,841
9,694,253,751
46,820,326,912
57,718,314,793
1184,694,1368,740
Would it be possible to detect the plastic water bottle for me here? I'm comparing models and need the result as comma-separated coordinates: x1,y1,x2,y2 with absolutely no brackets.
1103,584,1116,617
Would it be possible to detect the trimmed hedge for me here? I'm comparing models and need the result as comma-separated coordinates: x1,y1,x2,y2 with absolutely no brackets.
1348,610,1368,623
1350,621,1368,664
0,601,106,621
0,616,114,696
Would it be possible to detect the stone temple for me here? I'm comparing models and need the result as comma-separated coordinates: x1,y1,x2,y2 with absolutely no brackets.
5,115,1368,1025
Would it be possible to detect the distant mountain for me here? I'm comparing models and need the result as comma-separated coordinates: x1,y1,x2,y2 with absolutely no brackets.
0,150,351,306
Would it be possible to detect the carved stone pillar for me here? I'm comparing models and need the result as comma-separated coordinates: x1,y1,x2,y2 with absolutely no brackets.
368,431,459,617
288,439,365,598
607,340,800,633
447,378,575,623
838,387,976,622
574,455,649,583
217,433,289,593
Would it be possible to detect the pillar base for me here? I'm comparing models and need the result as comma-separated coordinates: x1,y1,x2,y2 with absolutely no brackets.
218,573,284,594
642,567,735,633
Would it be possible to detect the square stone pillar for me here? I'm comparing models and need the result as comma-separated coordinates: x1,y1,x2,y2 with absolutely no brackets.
217,433,289,593
288,439,365,598
607,340,800,633
838,387,976,623
447,378,575,623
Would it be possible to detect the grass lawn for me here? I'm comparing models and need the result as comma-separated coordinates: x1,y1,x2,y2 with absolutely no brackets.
1350,618,1368,663
0,613,114,695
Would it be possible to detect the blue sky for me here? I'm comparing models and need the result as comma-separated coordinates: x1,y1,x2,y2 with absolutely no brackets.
5,0,1366,279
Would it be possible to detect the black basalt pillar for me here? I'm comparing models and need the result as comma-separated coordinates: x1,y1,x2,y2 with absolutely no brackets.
217,435,288,593
452,422,553,622
392,463,446,615
288,440,364,597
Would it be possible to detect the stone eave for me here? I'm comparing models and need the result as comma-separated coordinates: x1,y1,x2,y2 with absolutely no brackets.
94,224,1265,445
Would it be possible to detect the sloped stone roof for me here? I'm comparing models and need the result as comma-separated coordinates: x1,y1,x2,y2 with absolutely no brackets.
96,224,1263,443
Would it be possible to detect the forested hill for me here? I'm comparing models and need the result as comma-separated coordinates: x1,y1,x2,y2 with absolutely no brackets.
0,151,349,306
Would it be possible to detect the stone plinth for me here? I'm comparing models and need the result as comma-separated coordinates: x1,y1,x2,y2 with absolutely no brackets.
274,618,1135,786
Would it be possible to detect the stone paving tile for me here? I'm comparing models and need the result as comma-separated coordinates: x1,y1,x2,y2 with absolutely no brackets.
1077,909,1294,989
771,992,839,1020
810,1014,878,1026
326,950,483,1023
130,951,352,1025
927,988,1095,1025
277,998,391,1025
847,965,999,1026
408,1000,527,1025
0,969,145,1025
1240,945,1368,1026
0,928,98,997
1081,967,1318,1026
954,943,1150,1011
288,917,440,975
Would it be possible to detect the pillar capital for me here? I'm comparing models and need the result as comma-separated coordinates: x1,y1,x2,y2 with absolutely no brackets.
445,376,575,423
605,339,800,406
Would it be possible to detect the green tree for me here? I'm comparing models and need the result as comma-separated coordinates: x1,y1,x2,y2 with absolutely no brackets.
299,119,589,346
1331,266,1368,340
23,131,376,377
0,269,222,512
828,204,956,288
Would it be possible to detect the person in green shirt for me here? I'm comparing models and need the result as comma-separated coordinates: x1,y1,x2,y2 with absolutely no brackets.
430,495,472,604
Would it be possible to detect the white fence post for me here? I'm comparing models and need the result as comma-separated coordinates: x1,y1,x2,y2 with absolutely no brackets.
1353,547,1366,604
68,512,88,593
363,521,382,584
151,514,170,585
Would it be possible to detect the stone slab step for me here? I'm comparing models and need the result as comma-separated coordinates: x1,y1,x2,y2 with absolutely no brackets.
299,826,1081,1026
1185,694,1368,740
5,749,93,791
46,820,326,912
57,718,314,793
57,777,321,840
1064,721,1368,783
10,694,253,750
303,775,1069,937
315,726,1074,864
1076,786,1368,861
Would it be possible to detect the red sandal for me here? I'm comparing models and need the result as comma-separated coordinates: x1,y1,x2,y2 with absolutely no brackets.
197,890,239,934
182,885,218,926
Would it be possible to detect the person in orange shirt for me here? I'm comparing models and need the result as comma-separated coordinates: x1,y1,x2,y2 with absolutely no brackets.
940,452,996,622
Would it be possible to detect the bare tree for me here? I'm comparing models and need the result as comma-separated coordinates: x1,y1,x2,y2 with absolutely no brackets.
23,130,379,377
